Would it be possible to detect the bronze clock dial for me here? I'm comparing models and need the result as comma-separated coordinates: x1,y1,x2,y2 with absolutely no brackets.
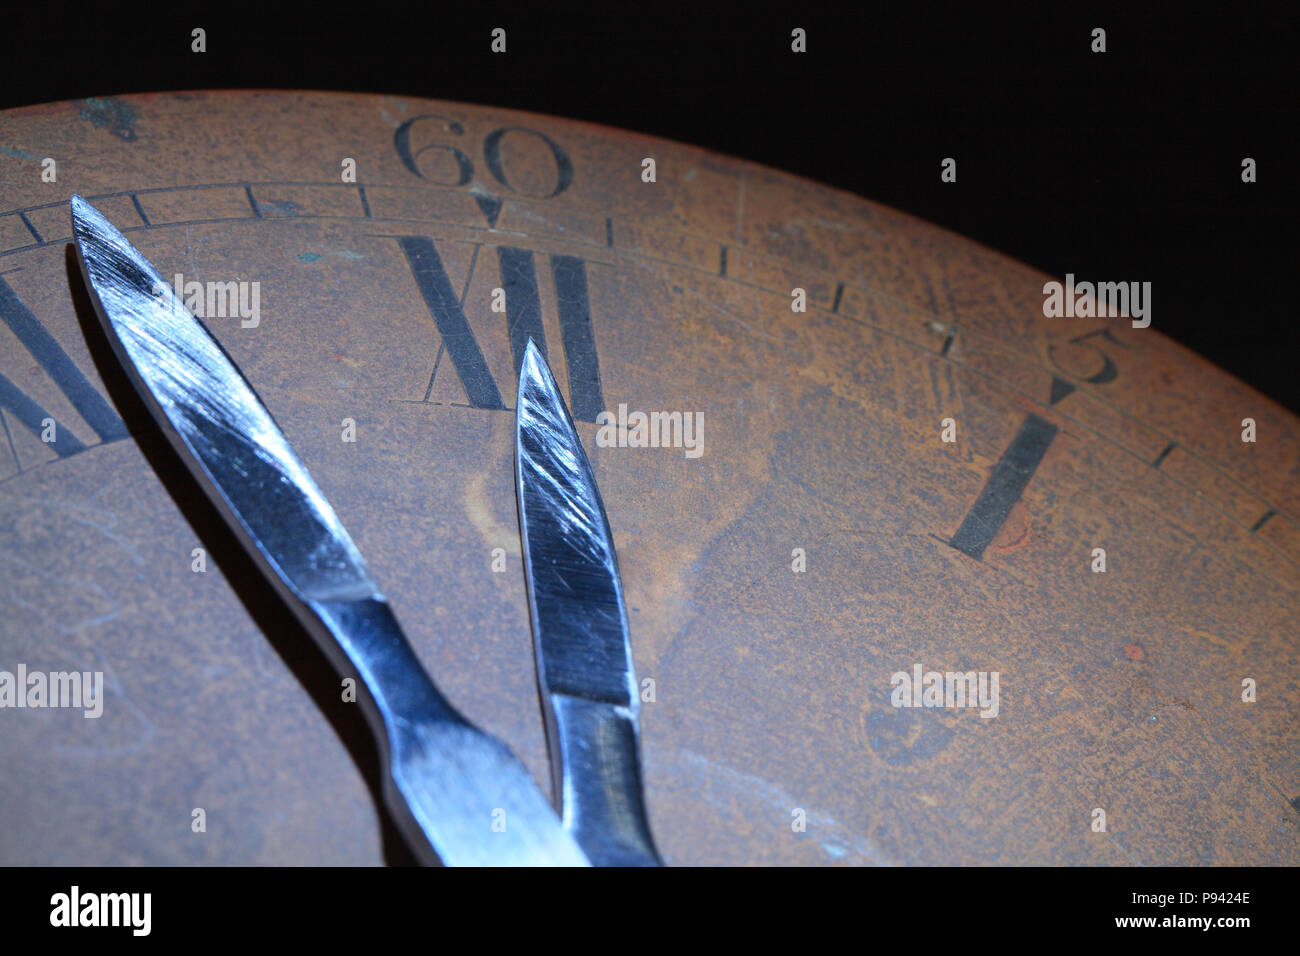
0,91,1296,865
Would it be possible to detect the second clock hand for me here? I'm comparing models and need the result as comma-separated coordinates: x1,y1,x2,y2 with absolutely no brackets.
515,340,662,866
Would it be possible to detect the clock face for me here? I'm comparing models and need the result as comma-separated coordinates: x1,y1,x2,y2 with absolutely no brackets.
1,91,1297,866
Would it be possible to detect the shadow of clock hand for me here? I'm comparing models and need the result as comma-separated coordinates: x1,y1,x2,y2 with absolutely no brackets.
66,243,418,866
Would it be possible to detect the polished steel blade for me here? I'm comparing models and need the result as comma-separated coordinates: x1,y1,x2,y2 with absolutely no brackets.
72,196,373,604
72,196,587,866
515,339,661,866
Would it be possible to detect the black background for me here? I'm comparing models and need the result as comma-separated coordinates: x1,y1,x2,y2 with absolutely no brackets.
4,2,1297,410
8,864,1280,941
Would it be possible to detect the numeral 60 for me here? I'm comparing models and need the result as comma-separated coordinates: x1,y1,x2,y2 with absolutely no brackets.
394,114,574,198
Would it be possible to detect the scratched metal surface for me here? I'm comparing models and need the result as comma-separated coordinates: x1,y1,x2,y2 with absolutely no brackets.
70,197,585,867
516,340,659,865
0,91,1297,864
69,196,377,603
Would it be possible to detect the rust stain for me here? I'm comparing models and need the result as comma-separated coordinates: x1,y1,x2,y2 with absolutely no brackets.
990,500,1031,552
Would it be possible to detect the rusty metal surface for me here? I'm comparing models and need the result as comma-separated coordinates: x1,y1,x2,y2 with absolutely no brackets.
0,91,1297,865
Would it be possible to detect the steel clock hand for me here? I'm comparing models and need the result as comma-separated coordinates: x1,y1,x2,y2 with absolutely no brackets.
70,196,587,867
515,340,662,866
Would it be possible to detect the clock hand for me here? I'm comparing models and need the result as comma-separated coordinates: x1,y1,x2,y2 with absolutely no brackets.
70,196,587,867
514,340,662,866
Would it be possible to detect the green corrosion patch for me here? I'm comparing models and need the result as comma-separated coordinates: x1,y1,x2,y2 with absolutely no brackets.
298,251,364,262
81,98,138,142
